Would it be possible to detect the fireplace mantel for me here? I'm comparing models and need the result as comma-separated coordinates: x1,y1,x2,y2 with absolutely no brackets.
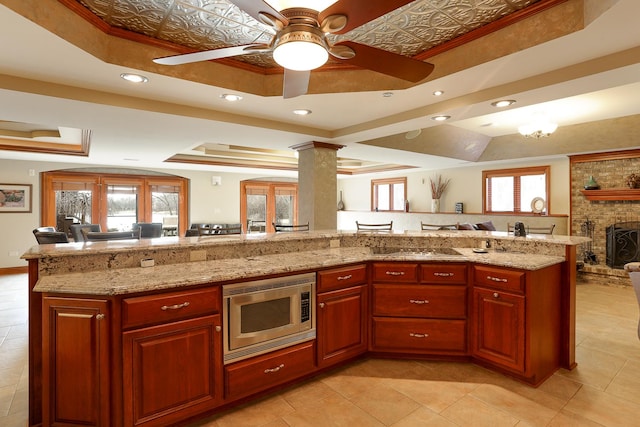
580,188,640,201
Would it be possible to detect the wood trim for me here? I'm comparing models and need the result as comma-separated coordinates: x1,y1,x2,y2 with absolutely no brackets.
0,266,28,275
289,141,345,152
580,188,640,201
569,149,640,164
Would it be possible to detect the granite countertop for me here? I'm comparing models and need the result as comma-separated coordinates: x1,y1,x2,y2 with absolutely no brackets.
33,246,565,296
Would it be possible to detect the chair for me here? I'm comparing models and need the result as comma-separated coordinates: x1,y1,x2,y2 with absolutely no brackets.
69,224,101,242
184,229,199,237
198,224,243,236
421,222,457,230
355,221,393,231
507,223,555,235
33,226,56,234
83,229,141,241
273,223,310,232
132,223,163,238
34,231,69,244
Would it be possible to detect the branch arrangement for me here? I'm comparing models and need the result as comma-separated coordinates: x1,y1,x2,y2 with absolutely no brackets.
430,175,450,199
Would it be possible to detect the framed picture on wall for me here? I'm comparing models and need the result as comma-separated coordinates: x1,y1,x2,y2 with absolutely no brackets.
0,183,32,213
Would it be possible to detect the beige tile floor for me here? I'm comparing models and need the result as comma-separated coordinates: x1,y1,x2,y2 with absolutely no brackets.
1,273,639,426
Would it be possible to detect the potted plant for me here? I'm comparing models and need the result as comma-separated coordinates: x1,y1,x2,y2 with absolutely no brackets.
429,175,450,213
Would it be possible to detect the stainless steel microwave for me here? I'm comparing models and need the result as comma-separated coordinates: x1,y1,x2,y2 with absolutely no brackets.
222,272,316,363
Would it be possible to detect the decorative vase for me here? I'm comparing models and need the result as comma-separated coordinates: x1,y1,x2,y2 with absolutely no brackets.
431,198,440,213
584,175,600,190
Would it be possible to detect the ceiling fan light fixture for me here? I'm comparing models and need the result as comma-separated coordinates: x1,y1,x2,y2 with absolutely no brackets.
265,0,338,12
273,25,329,71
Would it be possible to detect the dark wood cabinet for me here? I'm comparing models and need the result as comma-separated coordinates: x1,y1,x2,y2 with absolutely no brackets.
316,264,368,368
471,264,562,385
122,286,223,426
371,262,468,356
42,296,110,427
224,341,316,400
122,315,223,426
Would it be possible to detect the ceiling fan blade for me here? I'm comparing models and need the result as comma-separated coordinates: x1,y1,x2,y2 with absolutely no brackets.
319,0,414,34
283,69,310,99
334,41,434,83
153,44,269,66
229,0,288,27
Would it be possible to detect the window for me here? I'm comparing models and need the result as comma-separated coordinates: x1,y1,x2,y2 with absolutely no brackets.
371,177,406,211
42,171,188,237
483,166,550,214
240,181,298,233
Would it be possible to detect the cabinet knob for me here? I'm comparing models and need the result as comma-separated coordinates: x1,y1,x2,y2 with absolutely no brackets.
96,313,105,320
493,292,500,298
215,325,222,332
319,302,325,308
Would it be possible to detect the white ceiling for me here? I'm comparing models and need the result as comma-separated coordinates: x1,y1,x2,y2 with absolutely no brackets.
1,0,640,177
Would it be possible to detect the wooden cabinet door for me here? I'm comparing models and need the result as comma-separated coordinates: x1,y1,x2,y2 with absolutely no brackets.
317,285,367,368
123,315,222,427
42,296,110,427
472,288,525,372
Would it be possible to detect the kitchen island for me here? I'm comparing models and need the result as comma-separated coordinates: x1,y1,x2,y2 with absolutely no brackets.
23,230,586,427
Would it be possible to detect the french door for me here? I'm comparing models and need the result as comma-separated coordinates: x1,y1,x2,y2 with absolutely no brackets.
240,181,298,233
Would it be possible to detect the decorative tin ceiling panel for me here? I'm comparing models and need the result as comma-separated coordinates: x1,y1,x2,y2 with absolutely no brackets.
75,0,540,67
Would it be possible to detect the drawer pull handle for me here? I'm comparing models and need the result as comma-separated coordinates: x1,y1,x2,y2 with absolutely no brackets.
487,275,507,282
337,274,353,280
433,272,454,277
409,299,429,305
385,271,405,276
409,332,429,338
493,292,500,298
161,301,190,311
264,364,285,374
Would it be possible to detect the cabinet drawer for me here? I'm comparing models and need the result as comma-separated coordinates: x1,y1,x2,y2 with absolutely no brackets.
473,265,524,293
224,341,316,400
372,284,467,318
372,318,466,353
123,287,220,329
317,264,367,292
372,263,419,283
421,264,467,284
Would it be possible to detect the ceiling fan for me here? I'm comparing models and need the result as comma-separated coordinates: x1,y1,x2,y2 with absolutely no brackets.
153,0,435,98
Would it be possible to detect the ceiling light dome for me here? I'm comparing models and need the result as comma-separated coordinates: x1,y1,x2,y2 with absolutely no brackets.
273,26,328,71
518,121,558,138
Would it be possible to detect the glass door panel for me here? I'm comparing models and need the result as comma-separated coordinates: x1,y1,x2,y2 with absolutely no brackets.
275,187,297,226
151,185,180,236
106,184,140,231
246,190,267,233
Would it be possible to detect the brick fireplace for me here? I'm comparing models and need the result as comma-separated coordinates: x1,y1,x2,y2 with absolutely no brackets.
570,150,640,286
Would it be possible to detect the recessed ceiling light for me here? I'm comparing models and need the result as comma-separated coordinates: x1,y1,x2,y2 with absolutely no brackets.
433,90,444,96
382,92,394,97
491,99,516,108
293,109,312,116
431,115,451,121
120,73,148,83
220,94,243,102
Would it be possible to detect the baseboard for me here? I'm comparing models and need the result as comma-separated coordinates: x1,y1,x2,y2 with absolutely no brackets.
0,266,28,275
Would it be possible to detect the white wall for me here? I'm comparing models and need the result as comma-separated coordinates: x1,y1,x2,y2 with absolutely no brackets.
0,158,270,268
338,157,570,215
1,156,570,269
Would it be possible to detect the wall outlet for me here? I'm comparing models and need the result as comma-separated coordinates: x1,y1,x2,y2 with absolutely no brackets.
190,250,207,262
8,250,20,257
140,258,154,268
